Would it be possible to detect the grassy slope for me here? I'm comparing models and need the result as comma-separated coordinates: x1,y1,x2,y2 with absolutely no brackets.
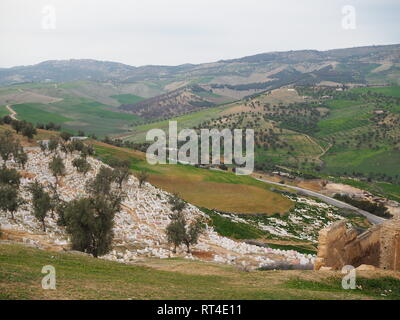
13,103,72,124
0,124,60,147
2,243,397,300
91,141,293,214
111,94,145,104
352,86,400,98
317,92,400,177
11,97,141,136
0,83,144,137
0,105,10,117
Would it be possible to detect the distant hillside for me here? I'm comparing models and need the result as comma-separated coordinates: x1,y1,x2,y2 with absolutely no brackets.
0,44,399,92
119,85,232,119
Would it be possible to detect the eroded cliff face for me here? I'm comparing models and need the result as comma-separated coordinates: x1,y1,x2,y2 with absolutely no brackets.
315,218,400,271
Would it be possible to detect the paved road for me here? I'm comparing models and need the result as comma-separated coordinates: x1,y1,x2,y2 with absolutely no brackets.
255,177,387,225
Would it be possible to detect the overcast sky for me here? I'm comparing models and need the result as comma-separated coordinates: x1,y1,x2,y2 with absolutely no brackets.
0,0,399,68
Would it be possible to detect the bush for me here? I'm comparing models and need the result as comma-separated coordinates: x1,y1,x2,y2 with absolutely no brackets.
334,194,392,218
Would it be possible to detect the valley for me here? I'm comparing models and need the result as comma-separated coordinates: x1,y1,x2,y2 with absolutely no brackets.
1,44,400,301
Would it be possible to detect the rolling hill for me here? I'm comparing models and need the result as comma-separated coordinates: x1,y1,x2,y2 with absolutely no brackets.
1,44,399,93
0,44,399,187
119,85,233,119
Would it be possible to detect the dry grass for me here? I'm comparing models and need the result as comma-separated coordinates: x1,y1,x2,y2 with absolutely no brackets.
150,174,291,214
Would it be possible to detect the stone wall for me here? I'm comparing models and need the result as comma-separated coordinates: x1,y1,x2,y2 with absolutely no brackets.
315,218,400,271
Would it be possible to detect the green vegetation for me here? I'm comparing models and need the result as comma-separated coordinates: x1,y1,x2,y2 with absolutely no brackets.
166,194,205,253
123,105,229,142
0,243,385,300
285,276,400,300
333,194,391,218
202,208,265,239
0,105,10,117
352,86,400,98
13,103,71,124
26,181,52,232
10,96,142,137
111,94,145,104
265,243,316,255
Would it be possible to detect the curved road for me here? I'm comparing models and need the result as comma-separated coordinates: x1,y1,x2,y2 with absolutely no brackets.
255,177,387,225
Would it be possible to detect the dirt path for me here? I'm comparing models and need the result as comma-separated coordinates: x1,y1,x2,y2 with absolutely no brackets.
303,134,332,163
317,142,333,161
6,105,17,120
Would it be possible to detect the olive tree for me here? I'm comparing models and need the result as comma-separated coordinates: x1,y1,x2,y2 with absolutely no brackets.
0,168,21,188
27,181,52,232
21,123,37,140
48,138,59,154
137,171,149,188
72,157,91,175
63,167,125,257
15,148,28,169
0,131,18,168
0,184,24,220
165,194,205,253
166,213,205,254
49,156,65,186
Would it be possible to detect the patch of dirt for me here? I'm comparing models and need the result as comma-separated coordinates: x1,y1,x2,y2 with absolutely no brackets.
297,180,323,192
19,171,36,179
0,230,67,252
192,250,215,260
324,182,365,197
134,258,235,276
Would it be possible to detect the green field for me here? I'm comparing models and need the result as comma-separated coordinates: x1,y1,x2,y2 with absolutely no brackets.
256,133,323,167
0,105,10,117
11,97,142,137
322,148,391,174
316,102,373,138
13,103,71,124
111,94,145,104
2,243,396,300
352,86,400,98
